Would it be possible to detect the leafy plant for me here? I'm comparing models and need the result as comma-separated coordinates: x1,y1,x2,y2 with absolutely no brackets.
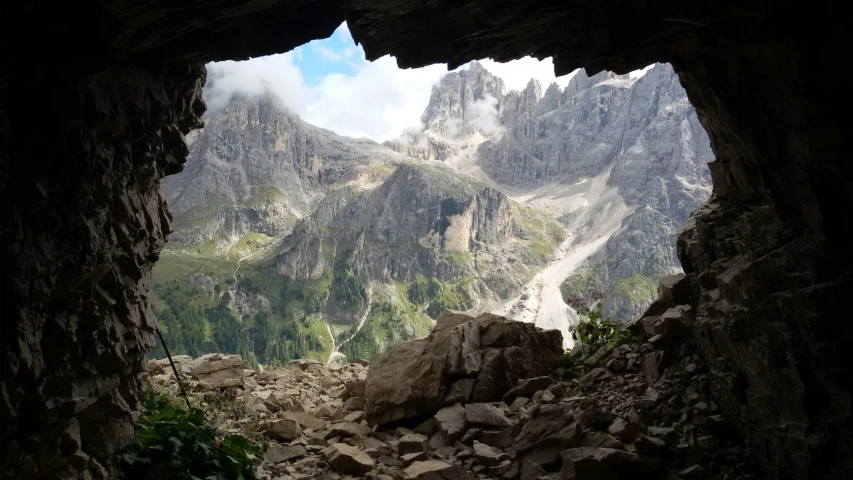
572,305,620,353
569,289,630,353
121,390,261,480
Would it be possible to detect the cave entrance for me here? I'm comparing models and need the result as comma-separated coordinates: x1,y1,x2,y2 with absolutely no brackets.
2,2,851,478
149,23,711,371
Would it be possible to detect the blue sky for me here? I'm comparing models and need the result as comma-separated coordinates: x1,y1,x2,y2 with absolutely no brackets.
204,23,652,142
294,24,365,86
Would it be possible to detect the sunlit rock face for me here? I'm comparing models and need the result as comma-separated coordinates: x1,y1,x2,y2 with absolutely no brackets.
163,92,406,243
478,64,714,321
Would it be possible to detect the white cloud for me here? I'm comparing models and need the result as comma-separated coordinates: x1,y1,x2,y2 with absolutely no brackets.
472,57,578,92
302,56,446,141
203,38,648,143
204,53,308,114
315,45,343,62
468,95,503,136
204,52,445,143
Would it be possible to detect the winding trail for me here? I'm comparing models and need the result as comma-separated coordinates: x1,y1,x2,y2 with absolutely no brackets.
326,323,346,364
327,284,374,364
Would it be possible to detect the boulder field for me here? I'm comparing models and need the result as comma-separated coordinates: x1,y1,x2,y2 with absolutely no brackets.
148,295,752,479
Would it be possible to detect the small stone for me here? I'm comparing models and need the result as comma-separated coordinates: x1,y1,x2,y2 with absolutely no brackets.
480,430,514,449
397,434,431,455
401,451,429,465
323,422,371,439
434,403,468,442
403,460,467,479
68,450,89,471
581,434,624,450
345,396,365,411
509,397,529,412
465,403,512,428
695,435,719,450
315,405,335,418
488,459,513,476
264,445,307,464
473,441,506,466
633,435,666,457
647,426,677,445
649,334,670,349
520,460,546,480
503,377,552,404
344,411,364,423
679,465,708,480
265,418,301,441
607,418,644,442
323,443,375,474
460,428,481,444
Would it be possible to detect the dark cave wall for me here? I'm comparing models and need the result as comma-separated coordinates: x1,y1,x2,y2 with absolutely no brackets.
0,1,851,479
0,64,206,477
669,29,853,479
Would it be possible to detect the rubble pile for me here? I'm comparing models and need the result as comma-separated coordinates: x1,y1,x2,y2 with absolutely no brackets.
148,299,753,479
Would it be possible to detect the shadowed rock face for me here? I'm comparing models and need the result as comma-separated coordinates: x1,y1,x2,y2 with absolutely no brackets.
1,1,851,479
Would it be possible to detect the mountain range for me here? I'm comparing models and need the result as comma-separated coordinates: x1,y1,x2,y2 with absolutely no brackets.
151,62,712,365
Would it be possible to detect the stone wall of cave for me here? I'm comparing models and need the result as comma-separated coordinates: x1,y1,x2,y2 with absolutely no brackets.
1,1,851,479
0,63,206,477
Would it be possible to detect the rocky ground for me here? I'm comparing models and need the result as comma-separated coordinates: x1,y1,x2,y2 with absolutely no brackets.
147,277,756,479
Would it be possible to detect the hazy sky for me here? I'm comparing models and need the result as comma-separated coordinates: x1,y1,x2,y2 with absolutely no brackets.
204,23,653,143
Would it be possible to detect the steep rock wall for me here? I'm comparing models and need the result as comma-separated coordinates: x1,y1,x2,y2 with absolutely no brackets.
0,64,206,477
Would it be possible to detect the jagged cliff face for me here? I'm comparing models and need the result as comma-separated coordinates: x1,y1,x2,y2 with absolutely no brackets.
274,164,557,297
551,65,713,319
149,94,566,369
385,63,507,161
164,94,404,242
394,62,713,322
275,165,513,281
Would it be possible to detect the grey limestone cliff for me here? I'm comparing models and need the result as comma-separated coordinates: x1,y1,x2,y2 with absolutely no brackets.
394,62,713,321
164,93,405,243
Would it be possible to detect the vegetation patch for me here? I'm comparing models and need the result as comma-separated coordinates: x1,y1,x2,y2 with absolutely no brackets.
330,249,366,311
441,250,472,265
121,390,260,480
612,273,657,304
240,186,285,206
406,274,472,319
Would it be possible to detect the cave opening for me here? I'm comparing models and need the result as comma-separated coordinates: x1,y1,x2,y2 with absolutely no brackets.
2,1,851,479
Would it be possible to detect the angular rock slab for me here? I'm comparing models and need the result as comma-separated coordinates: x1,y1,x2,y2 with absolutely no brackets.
323,442,375,474
404,460,472,479
365,312,562,425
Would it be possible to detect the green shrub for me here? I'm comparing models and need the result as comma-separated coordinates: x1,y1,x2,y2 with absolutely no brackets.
572,305,620,353
121,390,260,480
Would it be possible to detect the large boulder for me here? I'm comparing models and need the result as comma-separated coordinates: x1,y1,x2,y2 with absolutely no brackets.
185,354,248,389
365,313,563,425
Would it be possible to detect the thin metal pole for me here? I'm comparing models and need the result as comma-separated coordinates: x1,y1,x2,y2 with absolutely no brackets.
153,316,192,409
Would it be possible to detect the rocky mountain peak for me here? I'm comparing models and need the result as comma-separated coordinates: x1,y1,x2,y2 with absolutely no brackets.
536,82,563,115
563,68,631,100
419,62,506,137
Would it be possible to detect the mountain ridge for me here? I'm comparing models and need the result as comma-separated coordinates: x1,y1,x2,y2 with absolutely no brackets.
151,61,712,364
